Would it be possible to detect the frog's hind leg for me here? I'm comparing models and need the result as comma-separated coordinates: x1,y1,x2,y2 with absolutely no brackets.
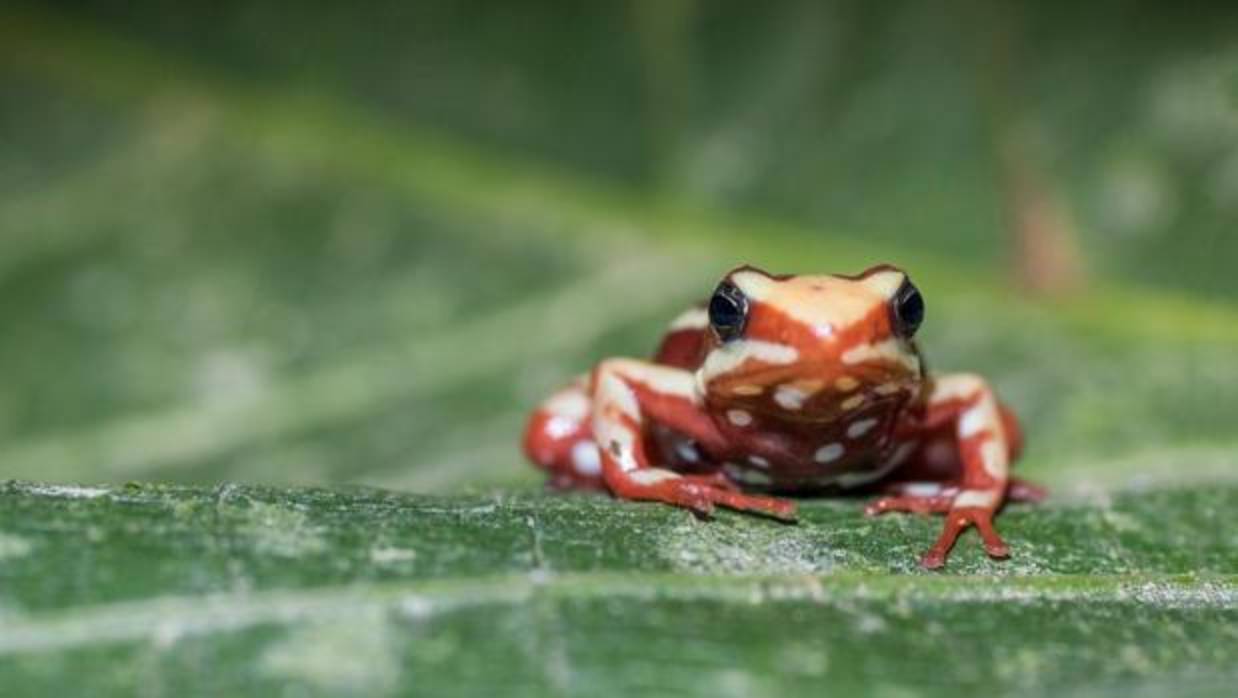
591,358,796,521
867,373,1032,569
523,378,606,491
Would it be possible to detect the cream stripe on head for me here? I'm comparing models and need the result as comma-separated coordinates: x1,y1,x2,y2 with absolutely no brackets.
696,340,799,390
730,268,905,337
841,338,921,373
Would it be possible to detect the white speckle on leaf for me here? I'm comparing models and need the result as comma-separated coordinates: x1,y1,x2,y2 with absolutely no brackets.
260,614,401,693
0,532,32,561
194,348,270,408
659,518,836,575
369,546,417,565
239,503,327,558
27,484,110,499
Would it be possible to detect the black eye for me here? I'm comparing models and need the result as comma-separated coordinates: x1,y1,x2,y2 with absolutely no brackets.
892,278,925,338
708,281,748,342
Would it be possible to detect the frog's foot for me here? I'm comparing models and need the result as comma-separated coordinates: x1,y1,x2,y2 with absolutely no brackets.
893,373,1017,569
611,469,797,521
921,505,1009,570
590,358,797,522
867,492,1009,568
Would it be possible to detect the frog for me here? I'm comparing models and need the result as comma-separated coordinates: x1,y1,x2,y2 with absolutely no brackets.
523,265,1044,568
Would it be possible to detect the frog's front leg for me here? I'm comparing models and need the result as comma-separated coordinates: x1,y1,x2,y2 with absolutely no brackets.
868,374,1019,568
592,358,796,521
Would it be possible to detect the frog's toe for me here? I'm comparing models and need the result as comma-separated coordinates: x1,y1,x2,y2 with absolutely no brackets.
711,488,798,522
920,506,1009,569
920,549,948,570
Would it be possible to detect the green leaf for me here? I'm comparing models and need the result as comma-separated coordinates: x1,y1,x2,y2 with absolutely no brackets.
2,5,1237,697
0,481,1234,696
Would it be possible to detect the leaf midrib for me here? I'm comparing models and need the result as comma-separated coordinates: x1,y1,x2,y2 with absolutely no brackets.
2,570,1232,656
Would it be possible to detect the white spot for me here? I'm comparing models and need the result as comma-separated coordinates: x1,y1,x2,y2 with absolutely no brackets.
724,463,772,486
544,416,579,440
889,441,918,466
903,482,943,497
875,383,901,396
748,455,771,469
731,384,764,396
955,398,995,435
571,441,602,476
930,374,986,402
545,389,589,421
631,469,679,485
959,408,987,438
835,376,859,392
669,307,709,331
954,489,1000,508
814,443,845,464
774,385,809,410
727,409,753,427
841,394,866,411
846,418,879,439
674,440,701,463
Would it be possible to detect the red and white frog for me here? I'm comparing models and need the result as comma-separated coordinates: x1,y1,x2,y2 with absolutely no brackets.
523,265,1044,568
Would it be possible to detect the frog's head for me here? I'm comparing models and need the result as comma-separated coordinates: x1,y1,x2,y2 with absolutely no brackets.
697,265,925,423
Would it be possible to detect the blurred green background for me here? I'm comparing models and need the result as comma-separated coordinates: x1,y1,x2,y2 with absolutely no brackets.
2,0,1237,496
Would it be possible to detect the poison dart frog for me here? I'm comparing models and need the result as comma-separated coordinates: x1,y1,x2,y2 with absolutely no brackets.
523,265,1043,568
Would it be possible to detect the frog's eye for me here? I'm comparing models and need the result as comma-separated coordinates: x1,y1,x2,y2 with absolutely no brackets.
891,278,925,338
708,281,749,342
